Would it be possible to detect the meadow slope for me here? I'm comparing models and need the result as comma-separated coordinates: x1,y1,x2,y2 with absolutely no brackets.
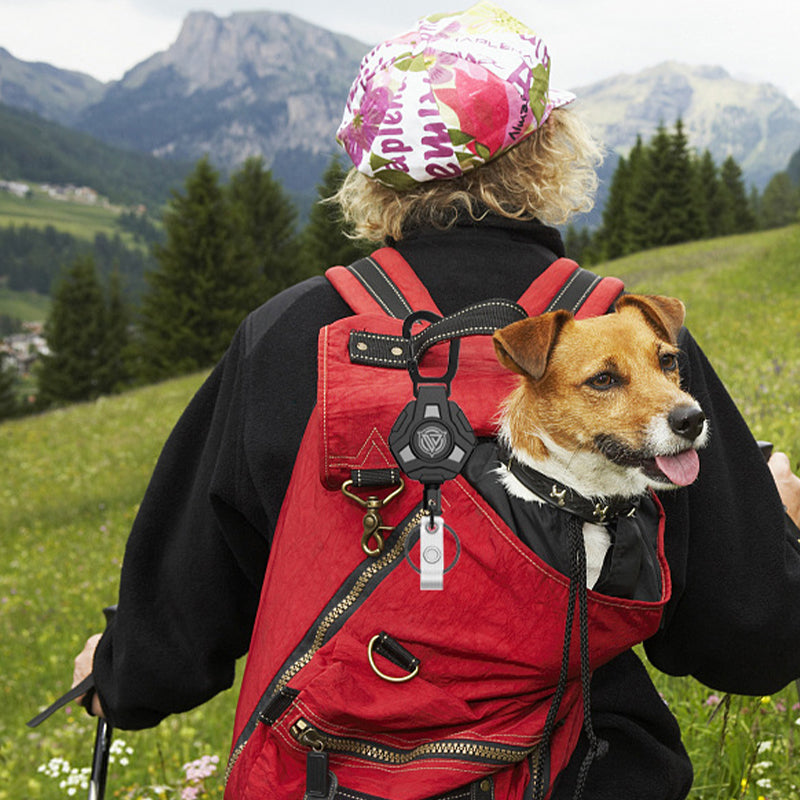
1,225,799,799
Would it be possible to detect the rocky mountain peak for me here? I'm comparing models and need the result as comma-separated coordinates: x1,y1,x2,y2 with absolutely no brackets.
121,10,366,96
575,61,800,188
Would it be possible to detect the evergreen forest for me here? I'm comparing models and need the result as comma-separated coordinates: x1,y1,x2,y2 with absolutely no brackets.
1,119,799,420
565,120,800,264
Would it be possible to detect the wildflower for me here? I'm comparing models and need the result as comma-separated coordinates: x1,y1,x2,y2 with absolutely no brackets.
757,740,773,753
760,696,771,705
181,787,200,800
704,693,721,707
183,754,219,782
757,778,772,789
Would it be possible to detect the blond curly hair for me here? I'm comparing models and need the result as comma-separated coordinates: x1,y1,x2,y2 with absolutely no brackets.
332,108,603,243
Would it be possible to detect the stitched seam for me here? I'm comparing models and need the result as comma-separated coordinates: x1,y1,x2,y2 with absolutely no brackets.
416,323,505,351
546,269,579,310
350,259,409,318
322,327,330,482
353,332,407,343
368,257,414,316
571,276,601,312
350,352,406,366
349,263,396,316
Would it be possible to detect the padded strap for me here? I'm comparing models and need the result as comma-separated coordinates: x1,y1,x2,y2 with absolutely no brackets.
326,247,439,316
329,251,625,368
518,258,624,318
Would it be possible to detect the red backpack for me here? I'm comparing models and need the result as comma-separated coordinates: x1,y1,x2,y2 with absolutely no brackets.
224,248,671,800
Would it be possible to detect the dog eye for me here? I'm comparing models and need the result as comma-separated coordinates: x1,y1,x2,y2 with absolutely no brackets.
586,372,619,391
660,353,678,372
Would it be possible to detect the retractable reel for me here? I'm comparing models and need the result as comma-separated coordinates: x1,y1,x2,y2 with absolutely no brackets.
389,311,476,591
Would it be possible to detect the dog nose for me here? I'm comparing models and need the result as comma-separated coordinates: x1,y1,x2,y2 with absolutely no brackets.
668,405,706,441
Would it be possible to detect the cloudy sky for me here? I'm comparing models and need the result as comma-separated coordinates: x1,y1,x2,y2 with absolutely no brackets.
2,0,799,104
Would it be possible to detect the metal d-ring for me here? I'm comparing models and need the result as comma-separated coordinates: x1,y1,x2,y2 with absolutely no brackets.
367,634,420,683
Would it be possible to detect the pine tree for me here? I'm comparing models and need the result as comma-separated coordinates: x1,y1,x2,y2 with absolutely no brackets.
37,254,107,406
645,123,675,247
299,155,370,274
96,268,132,395
720,156,756,233
663,119,703,244
139,157,259,381
227,156,299,298
598,155,632,259
760,172,800,229
692,150,718,238
0,355,18,420
626,136,655,252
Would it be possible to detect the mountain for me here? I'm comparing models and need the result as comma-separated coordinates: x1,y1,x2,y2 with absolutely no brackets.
3,22,800,217
574,62,800,190
75,11,368,202
0,47,104,125
0,102,191,208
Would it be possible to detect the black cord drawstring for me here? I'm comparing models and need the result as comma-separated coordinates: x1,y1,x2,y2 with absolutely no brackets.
533,514,607,800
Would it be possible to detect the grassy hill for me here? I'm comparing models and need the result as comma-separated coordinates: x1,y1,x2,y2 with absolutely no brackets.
2,225,799,799
0,185,129,241
0,286,49,324
0,101,190,211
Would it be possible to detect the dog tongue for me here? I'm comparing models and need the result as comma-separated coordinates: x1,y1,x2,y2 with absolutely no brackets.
655,450,700,486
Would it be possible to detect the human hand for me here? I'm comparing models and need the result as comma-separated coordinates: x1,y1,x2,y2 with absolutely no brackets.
768,451,800,529
73,634,105,717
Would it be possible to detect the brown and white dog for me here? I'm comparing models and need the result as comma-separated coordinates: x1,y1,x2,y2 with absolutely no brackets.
492,294,708,587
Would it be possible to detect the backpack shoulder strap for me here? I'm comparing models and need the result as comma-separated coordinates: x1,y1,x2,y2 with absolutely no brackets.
518,257,624,318
326,247,440,316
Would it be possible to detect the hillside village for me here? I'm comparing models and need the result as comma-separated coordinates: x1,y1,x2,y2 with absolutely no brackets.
1,322,48,375
0,178,115,208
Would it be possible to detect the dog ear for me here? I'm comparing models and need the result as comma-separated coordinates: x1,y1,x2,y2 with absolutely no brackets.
493,310,572,379
615,294,686,344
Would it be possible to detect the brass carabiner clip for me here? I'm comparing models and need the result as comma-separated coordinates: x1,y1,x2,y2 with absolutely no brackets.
341,479,405,557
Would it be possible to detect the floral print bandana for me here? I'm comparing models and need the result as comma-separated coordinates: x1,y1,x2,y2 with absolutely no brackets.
336,1,575,189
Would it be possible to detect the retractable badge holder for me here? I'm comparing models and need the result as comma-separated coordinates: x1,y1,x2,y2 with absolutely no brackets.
388,311,476,591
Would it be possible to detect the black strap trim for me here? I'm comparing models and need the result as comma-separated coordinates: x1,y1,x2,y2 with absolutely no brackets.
349,299,526,369
545,267,601,313
409,299,526,361
347,257,414,319
258,687,300,726
350,468,402,488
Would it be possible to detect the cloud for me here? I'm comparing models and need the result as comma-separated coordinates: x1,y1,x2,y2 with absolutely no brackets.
1,0,798,103
0,0,180,81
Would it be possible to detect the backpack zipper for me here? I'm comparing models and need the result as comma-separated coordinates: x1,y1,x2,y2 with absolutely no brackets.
290,717,538,768
226,508,426,784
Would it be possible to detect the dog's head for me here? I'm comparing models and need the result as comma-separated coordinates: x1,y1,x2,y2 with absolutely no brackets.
493,294,708,498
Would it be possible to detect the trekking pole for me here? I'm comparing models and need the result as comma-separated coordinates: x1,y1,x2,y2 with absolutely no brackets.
27,605,117,800
86,606,116,800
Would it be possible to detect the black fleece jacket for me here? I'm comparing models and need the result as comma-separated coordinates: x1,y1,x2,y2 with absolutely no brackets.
93,215,800,799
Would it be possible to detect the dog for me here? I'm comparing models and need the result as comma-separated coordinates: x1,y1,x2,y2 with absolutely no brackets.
492,294,708,588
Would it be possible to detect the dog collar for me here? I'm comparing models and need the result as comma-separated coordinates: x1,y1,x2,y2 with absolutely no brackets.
505,457,640,525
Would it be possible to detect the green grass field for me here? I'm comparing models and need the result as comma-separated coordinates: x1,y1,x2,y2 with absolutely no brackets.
2,226,799,799
0,187,129,243
0,287,50,324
